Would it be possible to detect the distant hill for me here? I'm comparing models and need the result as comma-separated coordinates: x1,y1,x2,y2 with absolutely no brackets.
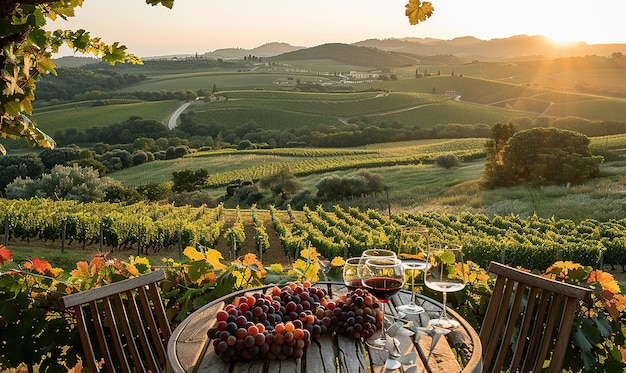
203,42,304,59
355,35,626,61
53,56,100,68
54,35,625,65
270,43,425,68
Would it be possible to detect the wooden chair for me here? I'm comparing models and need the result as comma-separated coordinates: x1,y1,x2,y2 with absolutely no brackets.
480,261,592,373
61,270,171,373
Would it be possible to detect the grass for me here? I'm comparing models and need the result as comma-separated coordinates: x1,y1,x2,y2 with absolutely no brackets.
7,243,180,278
105,134,626,222
32,100,181,133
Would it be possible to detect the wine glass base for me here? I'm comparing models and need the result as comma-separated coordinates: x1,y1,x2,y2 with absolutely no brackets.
396,304,425,315
385,358,401,370
366,337,386,349
428,318,460,329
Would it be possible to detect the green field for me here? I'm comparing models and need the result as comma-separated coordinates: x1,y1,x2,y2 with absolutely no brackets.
7,52,624,146
106,135,626,223
32,100,181,133
21,71,626,139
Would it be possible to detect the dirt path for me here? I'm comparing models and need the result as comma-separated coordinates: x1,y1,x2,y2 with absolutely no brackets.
212,209,292,266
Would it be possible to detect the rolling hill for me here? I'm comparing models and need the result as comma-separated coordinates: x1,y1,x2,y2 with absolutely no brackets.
269,43,422,68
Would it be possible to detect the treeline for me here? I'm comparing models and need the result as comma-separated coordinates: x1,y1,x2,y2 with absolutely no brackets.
35,68,149,102
512,116,626,137
35,57,246,104
50,109,626,155
83,57,245,72
176,110,494,149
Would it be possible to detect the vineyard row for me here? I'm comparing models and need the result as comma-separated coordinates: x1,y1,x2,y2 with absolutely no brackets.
1,199,624,272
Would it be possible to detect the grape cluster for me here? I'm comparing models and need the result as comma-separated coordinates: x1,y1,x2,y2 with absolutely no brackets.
207,282,325,362
207,282,383,363
316,288,383,340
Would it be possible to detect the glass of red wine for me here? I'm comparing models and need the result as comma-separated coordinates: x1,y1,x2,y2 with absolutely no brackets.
360,257,405,349
343,257,364,291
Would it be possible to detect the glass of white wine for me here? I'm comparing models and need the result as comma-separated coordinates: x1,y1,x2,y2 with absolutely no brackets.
424,242,465,329
396,227,429,315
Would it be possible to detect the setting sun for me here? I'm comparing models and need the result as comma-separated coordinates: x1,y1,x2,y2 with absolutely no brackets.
545,33,580,46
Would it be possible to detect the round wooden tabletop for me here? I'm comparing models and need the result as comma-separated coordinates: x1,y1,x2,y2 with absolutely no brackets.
167,282,482,373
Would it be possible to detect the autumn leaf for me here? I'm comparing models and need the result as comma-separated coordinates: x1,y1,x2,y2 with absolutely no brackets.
70,261,90,278
205,248,226,270
331,256,345,267
2,66,25,95
405,0,435,25
24,257,53,274
183,246,204,261
0,246,12,266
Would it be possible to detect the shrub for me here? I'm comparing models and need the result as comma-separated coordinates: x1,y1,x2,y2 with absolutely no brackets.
435,153,461,169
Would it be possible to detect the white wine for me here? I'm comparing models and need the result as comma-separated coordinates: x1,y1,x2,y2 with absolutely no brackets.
401,260,427,270
424,281,465,293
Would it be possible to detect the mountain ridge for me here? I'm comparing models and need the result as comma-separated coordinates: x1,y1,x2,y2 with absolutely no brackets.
53,35,626,68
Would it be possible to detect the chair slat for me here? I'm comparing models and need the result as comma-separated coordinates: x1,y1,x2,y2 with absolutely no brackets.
102,296,129,373
139,285,168,365
126,288,160,372
493,281,527,371
510,286,539,371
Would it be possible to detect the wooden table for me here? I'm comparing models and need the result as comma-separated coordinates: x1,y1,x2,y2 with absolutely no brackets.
167,282,482,373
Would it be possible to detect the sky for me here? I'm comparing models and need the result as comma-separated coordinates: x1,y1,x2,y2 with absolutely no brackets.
49,0,626,58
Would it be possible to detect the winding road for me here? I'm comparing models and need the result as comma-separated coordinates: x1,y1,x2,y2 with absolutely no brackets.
167,101,192,129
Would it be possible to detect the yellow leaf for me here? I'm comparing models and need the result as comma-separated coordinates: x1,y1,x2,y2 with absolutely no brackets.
183,246,204,261
2,67,24,95
405,0,435,25
270,263,284,273
205,248,226,270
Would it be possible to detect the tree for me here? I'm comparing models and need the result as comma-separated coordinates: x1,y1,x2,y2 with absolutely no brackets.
435,153,460,169
5,164,124,202
259,168,301,200
0,0,174,155
483,122,516,186
0,153,44,194
171,168,209,193
487,127,603,186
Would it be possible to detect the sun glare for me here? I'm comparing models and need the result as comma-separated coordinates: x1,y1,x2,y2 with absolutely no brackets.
544,32,579,46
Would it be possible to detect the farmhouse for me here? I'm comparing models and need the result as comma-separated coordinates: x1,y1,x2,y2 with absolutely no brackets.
349,71,379,79
273,77,297,86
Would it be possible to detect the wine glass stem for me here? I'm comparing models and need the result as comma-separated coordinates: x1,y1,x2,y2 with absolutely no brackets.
410,269,416,305
441,291,448,320
380,302,387,341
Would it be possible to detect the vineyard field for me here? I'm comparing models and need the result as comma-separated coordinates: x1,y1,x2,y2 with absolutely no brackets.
2,199,624,275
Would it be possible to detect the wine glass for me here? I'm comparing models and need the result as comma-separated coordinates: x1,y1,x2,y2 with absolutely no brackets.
343,257,364,291
361,248,396,260
424,242,465,329
360,257,405,349
396,227,429,315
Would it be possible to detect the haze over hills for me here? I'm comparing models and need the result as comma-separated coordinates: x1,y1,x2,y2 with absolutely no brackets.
354,35,626,60
200,34,625,61
53,35,626,68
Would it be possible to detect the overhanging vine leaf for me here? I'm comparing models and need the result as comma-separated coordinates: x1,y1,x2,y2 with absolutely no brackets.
405,0,435,25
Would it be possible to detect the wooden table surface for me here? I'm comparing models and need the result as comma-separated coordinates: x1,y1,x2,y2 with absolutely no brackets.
167,282,482,373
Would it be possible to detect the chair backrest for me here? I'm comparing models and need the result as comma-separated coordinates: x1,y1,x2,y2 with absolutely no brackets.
480,261,591,373
61,270,171,373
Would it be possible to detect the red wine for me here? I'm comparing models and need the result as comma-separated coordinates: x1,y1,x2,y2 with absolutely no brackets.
344,279,364,291
363,277,403,302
